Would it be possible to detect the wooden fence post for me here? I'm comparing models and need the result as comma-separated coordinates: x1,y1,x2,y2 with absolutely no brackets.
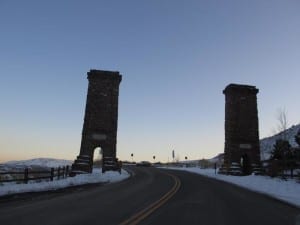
62,166,65,178
24,168,29,184
66,165,69,177
57,167,61,180
50,168,54,181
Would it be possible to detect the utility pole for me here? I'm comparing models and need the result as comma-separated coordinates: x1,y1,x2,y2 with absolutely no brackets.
172,150,175,163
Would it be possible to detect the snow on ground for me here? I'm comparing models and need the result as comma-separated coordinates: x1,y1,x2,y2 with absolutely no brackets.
0,168,129,197
165,167,300,208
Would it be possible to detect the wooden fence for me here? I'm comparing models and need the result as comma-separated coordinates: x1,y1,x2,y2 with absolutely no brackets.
0,166,70,184
261,160,300,179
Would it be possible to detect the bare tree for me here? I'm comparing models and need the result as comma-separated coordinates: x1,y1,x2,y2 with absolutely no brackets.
275,108,289,140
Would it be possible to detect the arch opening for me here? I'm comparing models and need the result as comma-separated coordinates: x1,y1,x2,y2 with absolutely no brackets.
93,147,103,172
241,154,251,175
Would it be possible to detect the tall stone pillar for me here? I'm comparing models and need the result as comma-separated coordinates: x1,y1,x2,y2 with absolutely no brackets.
221,84,261,175
71,70,122,174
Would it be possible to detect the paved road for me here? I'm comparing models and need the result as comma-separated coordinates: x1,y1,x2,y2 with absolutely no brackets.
141,169,300,225
0,167,174,225
0,167,299,225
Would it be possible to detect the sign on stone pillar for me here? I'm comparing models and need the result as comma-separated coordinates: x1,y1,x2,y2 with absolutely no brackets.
220,84,261,175
71,70,122,175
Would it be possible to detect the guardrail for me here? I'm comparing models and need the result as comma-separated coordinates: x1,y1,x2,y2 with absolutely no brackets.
0,166,70,184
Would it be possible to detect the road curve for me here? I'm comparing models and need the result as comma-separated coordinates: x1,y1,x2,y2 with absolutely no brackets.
0,167,176,225
0,167,299,225
140,169,300,225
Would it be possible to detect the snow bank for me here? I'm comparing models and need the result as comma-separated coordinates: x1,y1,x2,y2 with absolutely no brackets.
0,168,129,197
165,167,300,208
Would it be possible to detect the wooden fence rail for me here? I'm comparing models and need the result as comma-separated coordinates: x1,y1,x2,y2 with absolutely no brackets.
0,166,70,184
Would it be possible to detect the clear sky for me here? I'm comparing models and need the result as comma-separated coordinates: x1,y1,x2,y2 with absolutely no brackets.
0,0,299,163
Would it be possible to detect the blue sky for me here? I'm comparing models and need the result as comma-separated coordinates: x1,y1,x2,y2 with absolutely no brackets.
0,0,299,163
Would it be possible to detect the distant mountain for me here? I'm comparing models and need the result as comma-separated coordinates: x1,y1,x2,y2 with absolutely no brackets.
260,123,300,160
3,158,72,169
208,153,224,164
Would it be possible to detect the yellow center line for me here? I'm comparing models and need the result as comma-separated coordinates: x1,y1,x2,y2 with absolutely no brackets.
119,172,181,225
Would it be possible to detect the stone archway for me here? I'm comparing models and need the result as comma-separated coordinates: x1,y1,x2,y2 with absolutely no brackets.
71,70,122,175
220,84,261,175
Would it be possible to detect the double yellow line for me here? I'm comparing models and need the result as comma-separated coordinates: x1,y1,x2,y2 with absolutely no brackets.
119,172,181,225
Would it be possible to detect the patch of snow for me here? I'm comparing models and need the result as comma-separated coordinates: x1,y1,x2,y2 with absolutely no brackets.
164,167,300,208
0,168,129,197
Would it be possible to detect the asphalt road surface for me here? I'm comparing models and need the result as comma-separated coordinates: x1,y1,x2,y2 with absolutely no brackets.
0,167,299,225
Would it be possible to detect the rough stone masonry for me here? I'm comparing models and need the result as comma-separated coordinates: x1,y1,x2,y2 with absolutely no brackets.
71,70,122,174
221,84,261,175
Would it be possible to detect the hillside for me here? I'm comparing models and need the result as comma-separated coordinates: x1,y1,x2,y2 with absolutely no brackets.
260,123,300,160
2,158,72,170
207,123,300,163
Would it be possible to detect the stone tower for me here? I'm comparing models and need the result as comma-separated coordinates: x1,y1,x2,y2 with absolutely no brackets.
221,84,261,175
71,70,122,174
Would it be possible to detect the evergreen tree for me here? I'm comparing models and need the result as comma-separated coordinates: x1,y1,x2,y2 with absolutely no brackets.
270,139,291,161
270,138,299,178
295,129,300,146
294,129,300,180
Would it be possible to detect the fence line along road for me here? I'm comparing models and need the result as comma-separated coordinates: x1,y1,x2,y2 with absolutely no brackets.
0,165,70,184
